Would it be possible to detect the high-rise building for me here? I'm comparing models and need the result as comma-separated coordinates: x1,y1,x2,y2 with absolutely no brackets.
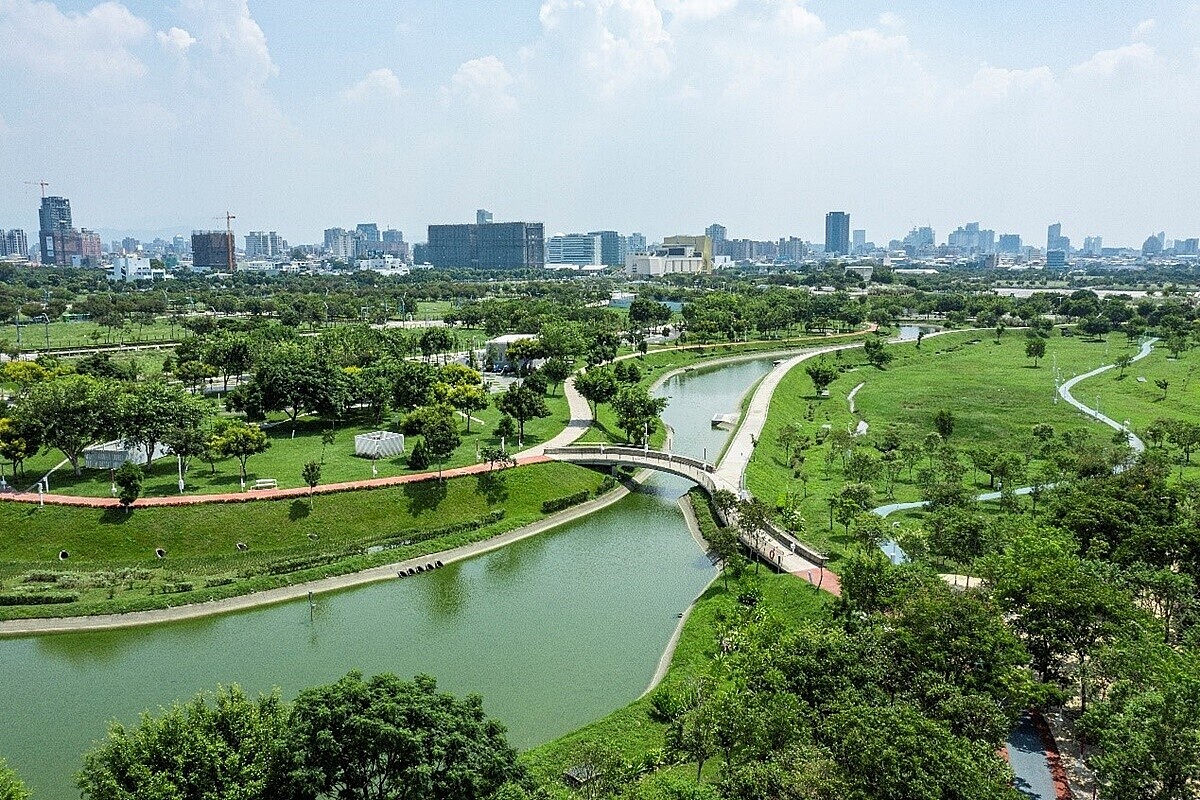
824,212,850,255
80,229,102,261
902,226,935,251
428,221,545,269
245,231,288,259
947,222,995,253
998,234,1022,253
587,231,623,266
852,229,866,253
1,229,28,258
381,229,408,260
324,228,353,261
705,223,727,243
38,196,74,265
476,209,493,225
1046,250,1067,269
1082,236,1103,256
192,230,236,272
626,232,647,255
547,233,602,265
1047,223,1070,252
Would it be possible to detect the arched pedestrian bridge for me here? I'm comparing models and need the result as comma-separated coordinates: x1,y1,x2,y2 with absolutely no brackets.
542,445,731,495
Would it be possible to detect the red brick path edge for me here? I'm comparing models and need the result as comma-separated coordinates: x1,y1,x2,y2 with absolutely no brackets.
1031,710,1074,800
0,455,554,509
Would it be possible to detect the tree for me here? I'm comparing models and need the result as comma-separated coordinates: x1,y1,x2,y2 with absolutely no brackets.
805,360,838,396
77,685,287,800
418,327,456,363
610,384,668,444
1025,336,1046,367
574,367,618,417
776,422,804,465
279,671,524,800
495,383,549,443
628,297,672,332
494,415,517,444
932,409,955,439
541,356,572,396
0,416,41,480
479,445,515,472
447,383,489,433
20,373,121,475
302,460,321,507
114,462,143,509
211,420,271,482
320,429,336,463
0,757,30,800
1155,378,1169,400
862,337,893,369
422,416,462,479
118,381,211,465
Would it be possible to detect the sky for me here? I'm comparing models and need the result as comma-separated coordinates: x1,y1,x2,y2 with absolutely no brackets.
2,0,1199,248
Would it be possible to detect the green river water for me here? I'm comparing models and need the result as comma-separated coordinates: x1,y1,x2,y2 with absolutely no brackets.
0,356,777,799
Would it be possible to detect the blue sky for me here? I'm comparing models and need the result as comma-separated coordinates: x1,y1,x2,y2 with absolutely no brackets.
2,0,1198,248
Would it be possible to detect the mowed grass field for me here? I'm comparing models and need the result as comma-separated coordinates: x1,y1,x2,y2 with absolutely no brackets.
11,391,571,498
745,330,1136,559
0,461,606,618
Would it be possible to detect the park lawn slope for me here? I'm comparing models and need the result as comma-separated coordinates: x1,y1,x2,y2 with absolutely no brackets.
745,330,1130,560
0,461,605,619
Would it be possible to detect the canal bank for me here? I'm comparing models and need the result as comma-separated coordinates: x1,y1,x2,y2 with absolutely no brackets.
0,353,785,799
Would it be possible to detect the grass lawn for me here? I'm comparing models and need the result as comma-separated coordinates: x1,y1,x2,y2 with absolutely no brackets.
745,330,1139,561
523,490,832,793
11,391,572,498
0,461,606,618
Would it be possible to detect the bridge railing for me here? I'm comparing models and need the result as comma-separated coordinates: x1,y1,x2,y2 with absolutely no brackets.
543,445,715,474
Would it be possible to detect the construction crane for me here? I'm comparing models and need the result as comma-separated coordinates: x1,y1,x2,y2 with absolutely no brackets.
212,212,237,273
24,180,49,198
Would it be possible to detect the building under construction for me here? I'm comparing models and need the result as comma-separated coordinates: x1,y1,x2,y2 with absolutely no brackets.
192,230,236,272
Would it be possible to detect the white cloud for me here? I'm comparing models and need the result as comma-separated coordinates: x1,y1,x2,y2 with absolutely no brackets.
157,26,196,53
877,11,903,29
660,0,738,23
0,0,150,81
1070,42,1156,78
1132,18,1155,41
537,0,672,95
775,0,824,37
964,65,1056,101
344,68,404,102
178,0,278,91
446,56,516,113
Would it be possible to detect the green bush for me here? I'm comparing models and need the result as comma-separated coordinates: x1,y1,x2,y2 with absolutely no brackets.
541,491,591,513
0,593,79,606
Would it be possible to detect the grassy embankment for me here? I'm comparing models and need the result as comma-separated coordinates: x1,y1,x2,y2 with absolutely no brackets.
744,330,1164,563
522,489,832,795
0,461,607,619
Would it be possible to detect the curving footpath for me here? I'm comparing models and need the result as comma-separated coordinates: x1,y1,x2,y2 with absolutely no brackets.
873,337,1158,520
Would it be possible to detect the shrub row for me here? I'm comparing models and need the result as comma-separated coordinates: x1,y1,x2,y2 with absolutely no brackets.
0,593,79,606
595,476,618,495
541,491,591,514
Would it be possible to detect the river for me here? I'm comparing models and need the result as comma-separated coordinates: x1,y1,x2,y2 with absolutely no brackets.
0,356,777,799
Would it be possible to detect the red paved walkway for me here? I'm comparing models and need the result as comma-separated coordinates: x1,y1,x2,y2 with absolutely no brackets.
0,455,553,509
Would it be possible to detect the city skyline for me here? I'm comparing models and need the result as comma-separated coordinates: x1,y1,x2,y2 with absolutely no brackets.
3,1,1199,245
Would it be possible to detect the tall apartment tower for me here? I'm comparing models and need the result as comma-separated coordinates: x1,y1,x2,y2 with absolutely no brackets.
38,196,73,265
476,209,493,225
825,211,850,255
192,231,236,272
